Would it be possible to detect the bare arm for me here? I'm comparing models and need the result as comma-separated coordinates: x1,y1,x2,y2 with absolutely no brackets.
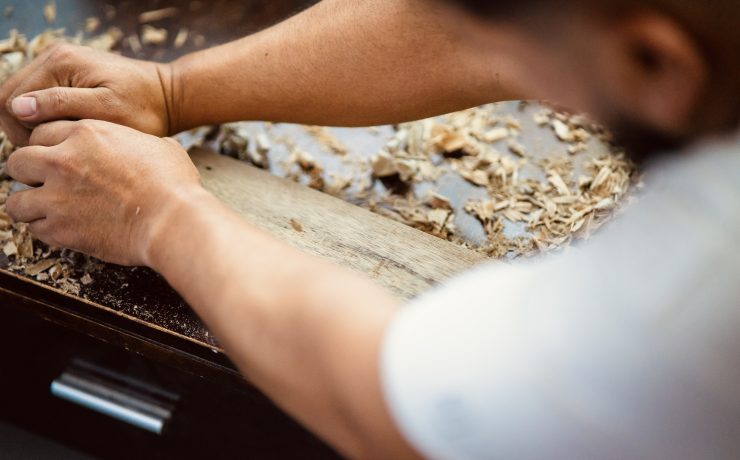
5,120,420,459
168,0,520,131
147,189,415,459
0,0,521,144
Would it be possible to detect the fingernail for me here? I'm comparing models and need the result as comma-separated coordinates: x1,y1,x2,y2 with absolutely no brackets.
11,96,37,117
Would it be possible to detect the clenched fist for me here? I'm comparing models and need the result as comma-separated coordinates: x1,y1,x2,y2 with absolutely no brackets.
5,120,203,266
0,43,175,146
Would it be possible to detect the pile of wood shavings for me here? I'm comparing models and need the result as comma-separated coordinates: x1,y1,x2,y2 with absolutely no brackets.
0,26,637,292
0,28,123,293
218,105,637,258
370,107,635,257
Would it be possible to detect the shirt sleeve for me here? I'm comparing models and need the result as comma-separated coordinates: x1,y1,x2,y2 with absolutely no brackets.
380,135,740,460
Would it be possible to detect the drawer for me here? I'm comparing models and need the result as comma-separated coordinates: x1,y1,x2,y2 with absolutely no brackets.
0,303,340,459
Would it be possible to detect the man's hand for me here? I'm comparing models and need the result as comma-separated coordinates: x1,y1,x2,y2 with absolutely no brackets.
0,43,174,146
5,119,201,265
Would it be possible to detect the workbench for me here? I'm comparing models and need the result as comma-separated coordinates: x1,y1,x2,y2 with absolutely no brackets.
0,1,488,458
0,1,619,458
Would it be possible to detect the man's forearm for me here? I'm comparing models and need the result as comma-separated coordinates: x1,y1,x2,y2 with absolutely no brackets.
167,0,523,133
144,190,416,459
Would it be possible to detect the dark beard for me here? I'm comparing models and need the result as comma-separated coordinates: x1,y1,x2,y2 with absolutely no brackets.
607,116,688,166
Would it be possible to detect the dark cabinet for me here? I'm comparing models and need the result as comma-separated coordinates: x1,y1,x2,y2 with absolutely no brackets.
0,301,340,459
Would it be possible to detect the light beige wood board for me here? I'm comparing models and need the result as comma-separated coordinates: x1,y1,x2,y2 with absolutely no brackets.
191,148,488,300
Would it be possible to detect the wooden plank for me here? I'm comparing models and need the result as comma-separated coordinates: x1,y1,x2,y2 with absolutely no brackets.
192,148,487,299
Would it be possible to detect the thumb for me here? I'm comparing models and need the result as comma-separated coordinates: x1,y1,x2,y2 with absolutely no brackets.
11,87,111,125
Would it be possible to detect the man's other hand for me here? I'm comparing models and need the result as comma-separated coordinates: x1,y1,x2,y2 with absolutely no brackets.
5,120,202,266
0,43,174,146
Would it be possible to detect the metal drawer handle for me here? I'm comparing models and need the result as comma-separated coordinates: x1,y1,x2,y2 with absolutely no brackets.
51,361,178,435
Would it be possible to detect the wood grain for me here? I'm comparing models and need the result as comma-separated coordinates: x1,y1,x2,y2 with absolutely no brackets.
191,148,488,299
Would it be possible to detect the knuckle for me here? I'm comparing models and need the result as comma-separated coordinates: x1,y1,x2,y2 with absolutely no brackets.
44,147,72,172
70,119,97,138
47,42,78,61
49,86,69,111
53,152,76,176
94,88,117,109
77,118,100,131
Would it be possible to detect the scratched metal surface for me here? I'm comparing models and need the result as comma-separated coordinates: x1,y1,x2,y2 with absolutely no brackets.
0,0,612,348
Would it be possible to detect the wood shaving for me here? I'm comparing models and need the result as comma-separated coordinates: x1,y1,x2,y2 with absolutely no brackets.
138,7,179,24
174,28,189,49
305,126,348,156
192,34,206,48
255,133,271,154
86,27,123,51
507,140,526,157
290,218,303,232
425,191,453,210
215,103,636,258
126,34,143,54
371,195,457,240
140,26,168,46
85,17,101,34
24,258,58,276
43,1,56,24
103,5,117,21
535,107,607,155
219,124,269,168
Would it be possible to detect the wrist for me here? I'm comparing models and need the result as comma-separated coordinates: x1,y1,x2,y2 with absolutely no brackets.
156,60,183,136
139,185,215,271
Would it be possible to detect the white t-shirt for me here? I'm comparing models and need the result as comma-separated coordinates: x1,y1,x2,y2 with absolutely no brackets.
381,133,740,460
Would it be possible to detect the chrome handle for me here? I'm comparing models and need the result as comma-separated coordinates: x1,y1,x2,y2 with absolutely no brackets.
51,361,178,435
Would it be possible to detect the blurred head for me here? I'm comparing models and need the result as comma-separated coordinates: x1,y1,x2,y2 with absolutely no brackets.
447,0,740,159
